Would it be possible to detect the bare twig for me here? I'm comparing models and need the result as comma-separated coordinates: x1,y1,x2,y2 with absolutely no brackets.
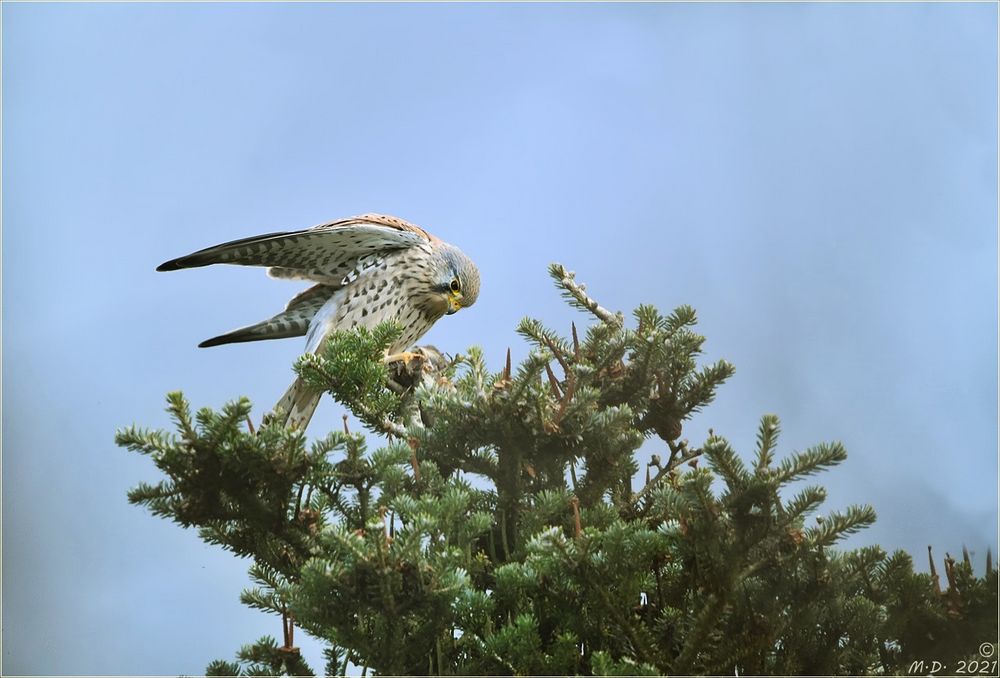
375,413,408,438
944,552,957,590
377,418,408,438
570,496,582,538
665,436,684,467
384,379,406,395
928,545,941,594
540,334,572,378
545,362,564,398
633,443,703,507
554,376,576,426
293,482,304,522
380,506,392,544
408,438,421,483
281,607,291,648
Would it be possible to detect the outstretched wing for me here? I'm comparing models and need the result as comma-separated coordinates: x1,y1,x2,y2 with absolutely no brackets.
198,283,336,348
157,213,433,283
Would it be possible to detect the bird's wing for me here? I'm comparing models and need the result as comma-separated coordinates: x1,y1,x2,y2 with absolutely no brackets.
157,214,433,282
198,283,336,347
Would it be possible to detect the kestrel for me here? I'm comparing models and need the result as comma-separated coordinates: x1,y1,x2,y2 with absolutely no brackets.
158,213,480,429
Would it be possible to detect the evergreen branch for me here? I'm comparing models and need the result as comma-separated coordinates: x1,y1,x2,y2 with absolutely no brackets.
772,441,848,484
702,436,749,491
206,659,242,676
205,397,254,449
549,533,657,666
332,372,408,439
248,561,285,591
240,587,284,615
754,414,780,474
663,304,698,332
126,480,176,504
516,318,573,366
166,391,197,443
672,592,727,674
506,350,550,405
114,426,175,455
294,323,406,437
782,485,827,524
633,304,661,337
679,359,735,415
649,484,689,521
806,504,877,548
549,263,624,328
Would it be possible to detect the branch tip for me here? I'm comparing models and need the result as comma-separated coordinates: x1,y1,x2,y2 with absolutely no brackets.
550,262,623,328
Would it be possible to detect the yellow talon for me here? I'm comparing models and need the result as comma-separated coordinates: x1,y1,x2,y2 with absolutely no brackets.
385,351,420,365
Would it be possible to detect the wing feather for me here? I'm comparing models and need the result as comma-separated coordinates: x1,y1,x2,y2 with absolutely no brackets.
157,214,431,281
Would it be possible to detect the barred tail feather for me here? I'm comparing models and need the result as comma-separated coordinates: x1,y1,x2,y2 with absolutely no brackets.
268,376,322,430
198,284,336,348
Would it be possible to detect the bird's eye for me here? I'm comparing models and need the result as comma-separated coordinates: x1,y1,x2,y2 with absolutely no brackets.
449,279,461,293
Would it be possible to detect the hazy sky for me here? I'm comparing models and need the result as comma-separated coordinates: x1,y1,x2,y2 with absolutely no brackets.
3,3,996,675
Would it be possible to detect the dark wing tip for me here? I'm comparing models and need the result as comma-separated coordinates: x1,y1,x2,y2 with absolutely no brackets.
198,335,229,348
198,328,291,348
156,258,184,272
158,254,209,271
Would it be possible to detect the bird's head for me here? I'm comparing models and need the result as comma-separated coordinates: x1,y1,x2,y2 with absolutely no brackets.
432,243,480,316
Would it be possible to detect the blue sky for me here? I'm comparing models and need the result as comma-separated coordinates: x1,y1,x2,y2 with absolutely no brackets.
3,3,996,675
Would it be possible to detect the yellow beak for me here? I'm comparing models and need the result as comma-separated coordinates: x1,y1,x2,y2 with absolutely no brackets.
446,294,462,315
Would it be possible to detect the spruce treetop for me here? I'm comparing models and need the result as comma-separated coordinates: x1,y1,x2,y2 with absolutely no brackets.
117,264,997,676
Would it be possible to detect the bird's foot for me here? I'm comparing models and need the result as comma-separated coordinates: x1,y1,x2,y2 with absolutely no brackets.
386,347,451,391
385,351,421,366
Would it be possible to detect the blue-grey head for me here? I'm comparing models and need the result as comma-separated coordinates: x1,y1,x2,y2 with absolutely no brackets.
434,242,480,316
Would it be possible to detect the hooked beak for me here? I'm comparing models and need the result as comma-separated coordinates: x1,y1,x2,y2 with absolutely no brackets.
446,295,462,315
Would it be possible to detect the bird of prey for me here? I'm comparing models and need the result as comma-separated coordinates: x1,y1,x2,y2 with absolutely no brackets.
157,213,480,429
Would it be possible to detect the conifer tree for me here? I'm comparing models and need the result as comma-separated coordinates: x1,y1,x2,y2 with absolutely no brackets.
117,264,998,676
